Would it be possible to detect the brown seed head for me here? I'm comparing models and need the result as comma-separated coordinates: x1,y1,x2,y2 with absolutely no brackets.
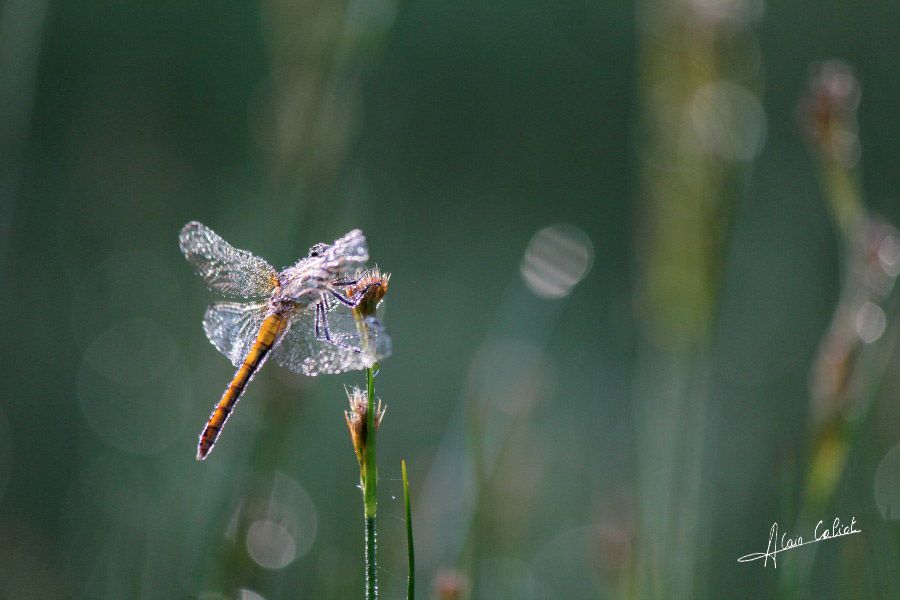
347,267,391,319
344,386,386,466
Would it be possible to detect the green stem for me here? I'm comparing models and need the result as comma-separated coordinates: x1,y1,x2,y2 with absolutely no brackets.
363,365,378,600
402,459,415,600
364,366,377,517
365,515,377,600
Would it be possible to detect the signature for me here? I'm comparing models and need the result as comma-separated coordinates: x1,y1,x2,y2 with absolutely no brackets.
737,517,860,568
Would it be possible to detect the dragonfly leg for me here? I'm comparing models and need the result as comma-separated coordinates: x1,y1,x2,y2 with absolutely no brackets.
327,287,359,307
327,282,383,307
331,277,360,287
319,302,333,342
314,302,362,354
314,302,323,339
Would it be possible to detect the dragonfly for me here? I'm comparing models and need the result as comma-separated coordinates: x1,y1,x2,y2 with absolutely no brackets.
179,221,391,460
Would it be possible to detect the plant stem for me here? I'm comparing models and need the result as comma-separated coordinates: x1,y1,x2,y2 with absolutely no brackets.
402,459,415,600
365,514,377,600
364,365,378,600
364,366,378,517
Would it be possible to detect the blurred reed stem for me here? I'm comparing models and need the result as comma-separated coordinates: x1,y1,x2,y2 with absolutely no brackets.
633,1,758,596
803,148,865,515
820,158,864,241
782,85,900,593
783,295,900,597
801,148,866,518
260,0,399,224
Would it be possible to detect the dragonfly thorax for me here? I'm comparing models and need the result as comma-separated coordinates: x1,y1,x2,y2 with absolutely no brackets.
307,242,330,257
275,265,333,305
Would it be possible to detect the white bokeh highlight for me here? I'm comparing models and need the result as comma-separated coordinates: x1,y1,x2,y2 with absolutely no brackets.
855,301,886,344
520,224,593,299
246,520,296,569
242,472,317,570
878,233,900,278
690,80,767,161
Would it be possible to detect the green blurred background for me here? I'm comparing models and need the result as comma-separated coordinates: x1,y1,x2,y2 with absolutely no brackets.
1,1,899,598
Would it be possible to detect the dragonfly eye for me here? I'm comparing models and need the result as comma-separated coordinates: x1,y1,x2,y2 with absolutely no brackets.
308,243,329,258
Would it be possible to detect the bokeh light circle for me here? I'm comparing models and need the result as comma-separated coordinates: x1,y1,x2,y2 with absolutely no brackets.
246,521,296,569
241,472,318,570
520,224,594,299
855,301,886,344
690,80,767,161
878,234,900,277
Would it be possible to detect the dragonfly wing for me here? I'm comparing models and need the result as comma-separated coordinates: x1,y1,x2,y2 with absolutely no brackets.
203,301,268,367
271,305,391,376
311,229,370,279
327,229,368,265
180,221,277,298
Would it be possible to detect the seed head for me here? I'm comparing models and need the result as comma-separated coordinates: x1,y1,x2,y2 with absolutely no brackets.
344,386,386,466
348,267,391,319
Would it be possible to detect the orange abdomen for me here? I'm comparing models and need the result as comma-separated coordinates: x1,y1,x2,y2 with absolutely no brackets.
196,313,287,460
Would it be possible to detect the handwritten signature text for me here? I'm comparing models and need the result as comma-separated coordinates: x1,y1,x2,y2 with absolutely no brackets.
737,516,860,568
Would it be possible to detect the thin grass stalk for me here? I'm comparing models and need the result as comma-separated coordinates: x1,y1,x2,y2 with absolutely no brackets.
402,459,415,600
365,512,377,600
365,366,378,516
364,365,378,600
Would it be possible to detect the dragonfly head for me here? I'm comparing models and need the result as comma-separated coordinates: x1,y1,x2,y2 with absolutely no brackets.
308,242,330,258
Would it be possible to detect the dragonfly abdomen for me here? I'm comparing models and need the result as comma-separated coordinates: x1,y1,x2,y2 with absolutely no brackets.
196,313,287,460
